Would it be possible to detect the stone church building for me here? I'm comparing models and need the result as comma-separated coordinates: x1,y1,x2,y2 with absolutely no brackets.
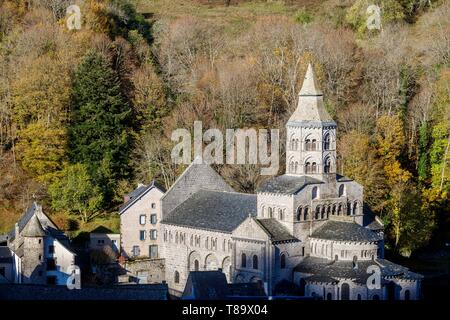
131,64,422,300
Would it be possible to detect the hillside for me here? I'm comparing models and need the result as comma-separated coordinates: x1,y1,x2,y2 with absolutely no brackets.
0,0,448,258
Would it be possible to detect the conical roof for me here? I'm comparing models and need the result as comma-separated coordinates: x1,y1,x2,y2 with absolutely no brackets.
299,63,323,96
21,214,46,237
288,63,333,123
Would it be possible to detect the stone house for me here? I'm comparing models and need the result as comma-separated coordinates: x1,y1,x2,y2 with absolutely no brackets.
119,180,165,259
2,202,77,285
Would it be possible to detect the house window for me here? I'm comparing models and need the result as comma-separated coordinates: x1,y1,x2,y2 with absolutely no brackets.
97,239,105,245
151,203,156,209
139,215,146,225
140,230,146,241
48,245,55,254
132,246,140,257
150,229,157,240
324,133,331,150
174,271,180,284
150,214,157,224
241,253,247,268
280,254,286,269
301,247,305,256
149,245,158,259
338,185,345,197
46,258,56,271
194,260,199,271
252,255,258,269
324,157,331,173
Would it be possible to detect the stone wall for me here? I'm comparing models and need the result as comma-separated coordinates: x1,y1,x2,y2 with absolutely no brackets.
123,258,165,284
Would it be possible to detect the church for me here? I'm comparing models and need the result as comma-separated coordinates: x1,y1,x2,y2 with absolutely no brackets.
155,64,422,300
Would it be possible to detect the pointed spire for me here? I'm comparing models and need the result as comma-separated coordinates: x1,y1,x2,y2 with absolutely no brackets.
21,214,46,237
288,63,333,123
299,63,322,96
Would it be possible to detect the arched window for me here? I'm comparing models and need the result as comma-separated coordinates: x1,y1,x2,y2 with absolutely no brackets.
311,139,317,150
305,139,311,151
252,255,258,269
327,293,332,300
357,294,362,300
280,254,286,269
315,207,320,219
304,207,309,220
295,139,299,150
404,290,410,301
305,162,311,174
296,206,302,221
268,207,273,218
241,253,247,268
174,271,180,283
324,157,331,173
341,283,350,300
353,201,358,215
194,260,199,271
338,184,345,197
312,187,318,199
312,162,317,173
335,255,338,261
324,133,331,150
294,162,298,173
321,207,325,219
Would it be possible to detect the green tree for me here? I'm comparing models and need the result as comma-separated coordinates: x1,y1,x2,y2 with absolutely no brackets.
49,163,103,223
69,51,133,203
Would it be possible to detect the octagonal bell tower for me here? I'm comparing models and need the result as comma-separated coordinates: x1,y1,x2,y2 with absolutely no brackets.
286,64,337,181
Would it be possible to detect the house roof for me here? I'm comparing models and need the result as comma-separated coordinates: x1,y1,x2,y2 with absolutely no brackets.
119,180,166,214
0,247,13,263
161,189,257,233
0,283,169,300
255,218,299,243
21,215,46,237
310,220,382,242
294,256,422,284
228,283,266,297
258,174,323,194
182,271,229,300
8,202,74,254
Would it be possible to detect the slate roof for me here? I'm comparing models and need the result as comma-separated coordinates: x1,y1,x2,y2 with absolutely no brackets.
294,256,422,284
258,174,323,194
310,220,382,242
162,190,257,233
8,202,74,254
304,274,338,284
119,180,166,213
21,215,46,237
0,283,169,300
182,271,229,300
0,247,13,263
256,219,299,243
227,283,266,297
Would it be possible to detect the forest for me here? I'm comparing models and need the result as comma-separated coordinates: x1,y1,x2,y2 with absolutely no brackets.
0,0,448,259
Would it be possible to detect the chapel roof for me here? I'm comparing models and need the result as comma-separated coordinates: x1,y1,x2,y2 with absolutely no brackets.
255,218,299,243
310,220,383,242
294,256,422,284
161,189,257,233
258,174,323,194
